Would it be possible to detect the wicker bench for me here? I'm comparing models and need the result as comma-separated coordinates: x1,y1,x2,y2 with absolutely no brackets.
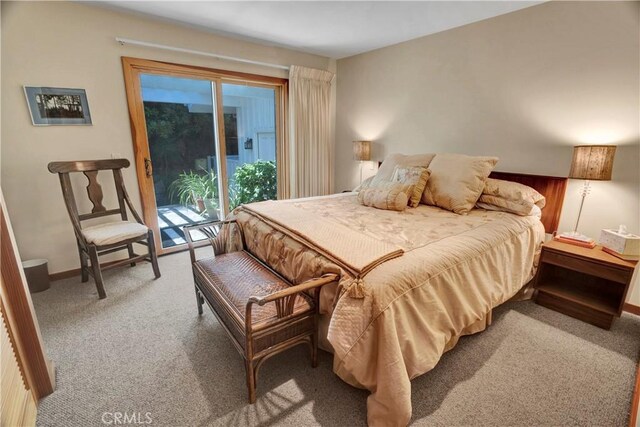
184,220,337,403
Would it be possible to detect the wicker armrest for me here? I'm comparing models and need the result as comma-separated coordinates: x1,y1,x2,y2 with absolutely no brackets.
245,273,338,332
248,273,338,306
183,219,237,264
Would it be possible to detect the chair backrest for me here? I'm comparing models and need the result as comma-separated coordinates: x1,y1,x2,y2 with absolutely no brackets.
48,159,144,240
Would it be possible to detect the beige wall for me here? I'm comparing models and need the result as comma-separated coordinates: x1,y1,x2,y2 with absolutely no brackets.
335,1,640,305
1,1,331,274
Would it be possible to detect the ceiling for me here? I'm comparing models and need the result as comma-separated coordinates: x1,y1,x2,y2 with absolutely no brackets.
99,1,543,59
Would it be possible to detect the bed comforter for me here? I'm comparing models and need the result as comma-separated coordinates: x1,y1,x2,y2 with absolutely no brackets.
232,193,545,426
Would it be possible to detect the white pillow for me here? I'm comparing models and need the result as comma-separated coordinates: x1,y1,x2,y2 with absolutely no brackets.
481,178,546,208
371,153,435,185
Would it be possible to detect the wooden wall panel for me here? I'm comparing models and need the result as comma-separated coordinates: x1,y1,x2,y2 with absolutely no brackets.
0,192,55,401
1,296,37,426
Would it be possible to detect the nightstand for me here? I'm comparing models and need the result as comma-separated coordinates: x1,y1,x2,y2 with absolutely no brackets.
533,240,637,329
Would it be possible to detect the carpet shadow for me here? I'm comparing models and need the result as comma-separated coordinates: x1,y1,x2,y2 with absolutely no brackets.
180,311,369,426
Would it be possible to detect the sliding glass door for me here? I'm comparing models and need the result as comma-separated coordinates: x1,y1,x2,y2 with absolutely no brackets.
221,83,277,211
122,58,286,254
140,74,223,248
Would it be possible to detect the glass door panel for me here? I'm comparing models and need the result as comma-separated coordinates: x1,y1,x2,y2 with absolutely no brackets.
221,83,277,210
140,74,222,249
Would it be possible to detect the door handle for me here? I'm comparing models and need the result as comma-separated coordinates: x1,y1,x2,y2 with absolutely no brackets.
144,158,153,177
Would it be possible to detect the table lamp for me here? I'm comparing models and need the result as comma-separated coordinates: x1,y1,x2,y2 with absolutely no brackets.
353,140,371,184
559,145,616,243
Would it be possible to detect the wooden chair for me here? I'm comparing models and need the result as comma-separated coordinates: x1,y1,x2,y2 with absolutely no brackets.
48,159,160,299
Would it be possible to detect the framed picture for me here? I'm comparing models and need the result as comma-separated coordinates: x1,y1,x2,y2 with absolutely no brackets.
24,86,92,125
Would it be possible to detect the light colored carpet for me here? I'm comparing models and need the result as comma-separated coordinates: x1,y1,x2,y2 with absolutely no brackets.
32,251,639,426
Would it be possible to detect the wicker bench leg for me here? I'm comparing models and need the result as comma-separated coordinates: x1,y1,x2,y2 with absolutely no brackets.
245,359,257,404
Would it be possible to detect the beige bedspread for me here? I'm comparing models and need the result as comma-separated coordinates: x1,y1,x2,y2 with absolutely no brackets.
233,193,545,426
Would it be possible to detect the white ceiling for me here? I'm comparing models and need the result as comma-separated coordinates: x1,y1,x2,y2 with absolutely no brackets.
100,1,543,59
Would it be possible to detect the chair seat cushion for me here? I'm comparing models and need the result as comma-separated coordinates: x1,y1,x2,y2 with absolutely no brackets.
194,251,312,326
82,221,148,246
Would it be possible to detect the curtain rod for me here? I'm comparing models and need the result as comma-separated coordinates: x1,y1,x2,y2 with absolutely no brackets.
115,37,290,71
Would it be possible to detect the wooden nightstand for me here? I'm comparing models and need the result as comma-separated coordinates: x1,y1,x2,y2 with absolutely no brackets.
533,240,637,329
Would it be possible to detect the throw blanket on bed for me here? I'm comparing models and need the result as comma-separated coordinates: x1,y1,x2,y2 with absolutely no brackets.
243,199,404,297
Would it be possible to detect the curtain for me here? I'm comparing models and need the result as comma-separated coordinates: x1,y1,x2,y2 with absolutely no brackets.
289,65,335,198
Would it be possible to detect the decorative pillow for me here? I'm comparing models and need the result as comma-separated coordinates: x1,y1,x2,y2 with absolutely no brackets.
421,153,498,214
353,175,374,192
391,166,430,207
357,181,410,212
480,178,546,208
371,153,435,186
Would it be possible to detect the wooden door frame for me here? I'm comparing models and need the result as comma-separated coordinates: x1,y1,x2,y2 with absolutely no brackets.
1,192,55,401
121,57,288,255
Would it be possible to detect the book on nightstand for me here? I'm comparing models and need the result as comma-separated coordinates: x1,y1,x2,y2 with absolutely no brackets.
601,246,640,261
553,232,596,249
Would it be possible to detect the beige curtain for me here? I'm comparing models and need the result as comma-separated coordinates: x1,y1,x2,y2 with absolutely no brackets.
289,65,335,198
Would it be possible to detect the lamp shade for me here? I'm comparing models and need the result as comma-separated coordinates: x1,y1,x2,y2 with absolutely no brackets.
569,145,616,181
353,140,371,161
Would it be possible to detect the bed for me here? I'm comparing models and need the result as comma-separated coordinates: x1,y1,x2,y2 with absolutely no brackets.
223,169,566,426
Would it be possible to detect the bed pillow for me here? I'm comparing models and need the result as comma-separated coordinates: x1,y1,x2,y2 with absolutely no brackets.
372,153,435,185
357,181,410,212
421,153,498,214
391,166,430,207
480,178,546,208
476,201,542,218
476,197,538,216
353,175,374,192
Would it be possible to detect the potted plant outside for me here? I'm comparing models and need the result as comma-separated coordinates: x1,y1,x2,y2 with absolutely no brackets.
168,169,219,219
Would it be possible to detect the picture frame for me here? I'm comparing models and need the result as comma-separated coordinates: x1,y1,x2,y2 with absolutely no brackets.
24,86,92,126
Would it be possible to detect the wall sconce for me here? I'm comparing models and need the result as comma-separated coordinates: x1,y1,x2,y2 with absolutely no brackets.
353,140,371,184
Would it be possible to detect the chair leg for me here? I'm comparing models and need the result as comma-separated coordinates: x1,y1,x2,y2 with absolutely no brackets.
310,333,318,368
127,243,136,267
195,286,203,315
245,359,257,404
87,245,106,299
77,242,89,283
147,231,161,279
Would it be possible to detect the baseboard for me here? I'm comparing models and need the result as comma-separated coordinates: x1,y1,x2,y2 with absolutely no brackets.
49,259,134,282
49,268,82,282
624,303,640,316
47,250,176,282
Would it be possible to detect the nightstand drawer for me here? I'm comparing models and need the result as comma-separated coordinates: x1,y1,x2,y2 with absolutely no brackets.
541,249,630,284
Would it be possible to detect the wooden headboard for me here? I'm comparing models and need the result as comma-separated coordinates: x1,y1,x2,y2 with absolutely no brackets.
489,171,567,234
